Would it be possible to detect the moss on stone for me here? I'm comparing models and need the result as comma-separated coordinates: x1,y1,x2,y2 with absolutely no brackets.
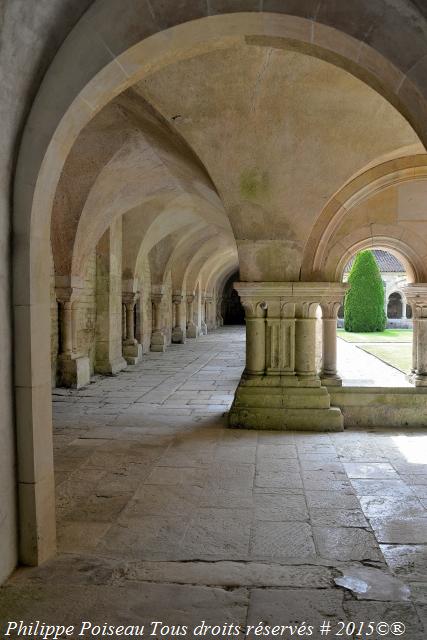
240,168,269,200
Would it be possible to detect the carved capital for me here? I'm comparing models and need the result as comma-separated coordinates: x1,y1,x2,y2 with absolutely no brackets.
122,292,138,306
151,293,163,306
402,285,427,318
320,301,342,319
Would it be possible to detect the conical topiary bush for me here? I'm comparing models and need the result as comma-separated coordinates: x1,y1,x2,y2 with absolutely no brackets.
344,250,386,332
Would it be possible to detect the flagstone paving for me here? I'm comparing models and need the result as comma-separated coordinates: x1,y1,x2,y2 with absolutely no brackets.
0,327,426,638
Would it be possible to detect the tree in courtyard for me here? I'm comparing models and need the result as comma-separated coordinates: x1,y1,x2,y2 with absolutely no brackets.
344,250,386,332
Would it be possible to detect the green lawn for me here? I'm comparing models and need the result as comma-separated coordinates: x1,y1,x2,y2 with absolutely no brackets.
337,329,412,343
358,344,412,374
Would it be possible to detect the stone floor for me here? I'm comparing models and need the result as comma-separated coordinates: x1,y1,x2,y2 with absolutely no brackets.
1,327,426,638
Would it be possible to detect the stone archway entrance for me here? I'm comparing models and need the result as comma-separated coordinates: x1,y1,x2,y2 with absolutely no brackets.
221,272,245,325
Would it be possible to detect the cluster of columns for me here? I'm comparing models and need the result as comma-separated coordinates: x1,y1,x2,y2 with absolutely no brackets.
403,285,427,387
122,292,142,364
56,284,220,387
229,282,348,431
56,283,91,388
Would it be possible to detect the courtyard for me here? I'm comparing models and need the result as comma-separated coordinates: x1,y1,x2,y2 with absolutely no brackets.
337,330,413,384
0,327,426,636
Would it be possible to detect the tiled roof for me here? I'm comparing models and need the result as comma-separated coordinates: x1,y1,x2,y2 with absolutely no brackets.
344,249,404,273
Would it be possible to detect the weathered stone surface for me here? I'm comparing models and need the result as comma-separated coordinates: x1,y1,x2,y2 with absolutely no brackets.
313,527,384,562
2,328,427,624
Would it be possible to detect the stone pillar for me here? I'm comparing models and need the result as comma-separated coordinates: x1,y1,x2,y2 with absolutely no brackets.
151,293,166,352
216,296,224,327
186,294,198,338
412,310,418,375
200,294,208,335
229,282,348,432
122,304,127,341
56,287,90,388
172,294,186,344
122,293,143,364
320,302,342,386
95,223,127,374
403,285,427,386
402,301,407,320
206,295,215,330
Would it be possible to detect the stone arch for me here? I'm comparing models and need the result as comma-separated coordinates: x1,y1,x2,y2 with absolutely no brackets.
12,7,427,565
334,237,422,284
166,227,237,293
203,257,240,298
302,155,427,282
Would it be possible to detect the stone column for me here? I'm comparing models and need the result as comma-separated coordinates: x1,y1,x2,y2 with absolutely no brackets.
403,285,427,386
295,302,319,385
122,293,143,364
229,282,348,432
151,293,166,352
412,309,418,375
320,302,342,386
172,294,186,343
186,293,198,338
122,304,127,341
56,286,90,388
243,301,266,375
416,317,427,386
200,294,208,335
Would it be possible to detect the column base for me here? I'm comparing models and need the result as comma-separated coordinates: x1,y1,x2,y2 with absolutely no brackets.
414,374,427,387
172,327,186,344
123,342,142,365
187,323,198,339
200,321,208,335
228,375,343,431
96,355,127,375
320,374,343,387
151,331,166,352
58,355,91,388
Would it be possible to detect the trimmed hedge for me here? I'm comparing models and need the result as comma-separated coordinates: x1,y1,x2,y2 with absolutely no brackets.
344,250,386,332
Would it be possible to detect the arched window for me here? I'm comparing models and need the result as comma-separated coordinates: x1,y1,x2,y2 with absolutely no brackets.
387,292,403,319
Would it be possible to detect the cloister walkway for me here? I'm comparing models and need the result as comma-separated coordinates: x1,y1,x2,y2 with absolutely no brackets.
0,327,426,635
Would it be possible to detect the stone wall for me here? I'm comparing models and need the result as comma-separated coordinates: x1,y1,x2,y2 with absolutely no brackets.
330,387,427,428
